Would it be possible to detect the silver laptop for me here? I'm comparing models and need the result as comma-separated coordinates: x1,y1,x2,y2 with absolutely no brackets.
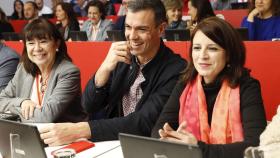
0,119,47,158
119,133,202,158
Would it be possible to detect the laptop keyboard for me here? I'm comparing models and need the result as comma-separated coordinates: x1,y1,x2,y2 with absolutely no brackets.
0,112,20,121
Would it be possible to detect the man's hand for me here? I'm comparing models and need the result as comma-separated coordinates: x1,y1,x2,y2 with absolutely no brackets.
21,100,40,120
39,122,91,146
95,41,131,87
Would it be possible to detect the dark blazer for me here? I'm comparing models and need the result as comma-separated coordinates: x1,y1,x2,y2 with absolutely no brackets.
82,41,187,141
0,59,87,123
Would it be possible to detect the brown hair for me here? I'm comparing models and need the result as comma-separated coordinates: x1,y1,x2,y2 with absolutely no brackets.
21,18,72,77
249,0,280,16
181,17,246,88
163,0,183,11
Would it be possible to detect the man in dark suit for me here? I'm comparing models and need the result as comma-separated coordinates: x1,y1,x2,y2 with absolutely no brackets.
0,34,20,91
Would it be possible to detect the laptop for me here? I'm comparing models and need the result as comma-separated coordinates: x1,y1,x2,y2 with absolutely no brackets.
119,133,202,158
231,2,248,9
1,32,21,41
0,119,47,158
236,27,249,40
107,30,126,41
164,29,191,41
41,14,54,19
68,31,88,41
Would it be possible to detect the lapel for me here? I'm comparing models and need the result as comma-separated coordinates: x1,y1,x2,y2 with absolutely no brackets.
23,74,34,98
43,60,59,99
95,20,104,40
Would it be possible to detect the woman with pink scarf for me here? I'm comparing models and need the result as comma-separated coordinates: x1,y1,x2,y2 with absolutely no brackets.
152,17,267,158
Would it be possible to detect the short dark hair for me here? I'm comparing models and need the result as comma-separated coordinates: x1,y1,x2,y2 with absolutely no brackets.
86,0,106,20
21,18,72,77
127,0,167,27
182,17,246,88
190,0,215,23
249,0,280,16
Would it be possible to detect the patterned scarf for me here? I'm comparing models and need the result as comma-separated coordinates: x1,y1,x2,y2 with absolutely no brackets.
179,75,244,144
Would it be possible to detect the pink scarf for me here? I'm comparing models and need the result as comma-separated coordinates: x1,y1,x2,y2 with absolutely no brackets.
179,75,244,144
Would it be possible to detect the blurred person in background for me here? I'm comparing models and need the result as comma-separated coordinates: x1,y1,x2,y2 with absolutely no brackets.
163,0,187,30
55,2,80,40
117,0,129,16
211,0,238,10
0,34,19,92
99,0,116,15
73,0,89,17
51,0,63,13
11,0,25,20
0,18,87,123
241,0,280,40
113,0,130,31
187,0,215,31
35,0,53,16
82,0,113,41
0,8,15,34
24,1,39,23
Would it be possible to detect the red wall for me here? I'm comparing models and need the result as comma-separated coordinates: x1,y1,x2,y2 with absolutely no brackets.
5,41,280,121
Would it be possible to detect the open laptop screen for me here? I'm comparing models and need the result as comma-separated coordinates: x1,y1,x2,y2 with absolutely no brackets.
164,29,191,41
119,133,202,158
68,31,88,41
107,30,126,41
231,2,248,9
1,32,21,41
0,119,47,158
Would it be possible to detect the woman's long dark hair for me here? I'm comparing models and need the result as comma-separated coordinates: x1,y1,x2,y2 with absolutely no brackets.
182,17,246,88
56,2,78,25
21,18,72,77
190,0,215,23
11,0,24,20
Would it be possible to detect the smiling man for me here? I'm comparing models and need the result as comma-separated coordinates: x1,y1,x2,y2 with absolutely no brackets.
39,0,186,145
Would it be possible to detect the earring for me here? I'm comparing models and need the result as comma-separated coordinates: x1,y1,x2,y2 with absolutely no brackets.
227,64,231,68
56,48,59,52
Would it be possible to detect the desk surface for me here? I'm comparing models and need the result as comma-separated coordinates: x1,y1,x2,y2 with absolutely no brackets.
45,140,123,158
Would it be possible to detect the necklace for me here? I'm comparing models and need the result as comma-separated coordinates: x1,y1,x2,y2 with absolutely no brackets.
36,73,50,106
40,75,49,94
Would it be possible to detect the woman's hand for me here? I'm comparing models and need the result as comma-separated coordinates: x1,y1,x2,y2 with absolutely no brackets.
247,8,260,22
21,100,41,120
159,122,198,145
